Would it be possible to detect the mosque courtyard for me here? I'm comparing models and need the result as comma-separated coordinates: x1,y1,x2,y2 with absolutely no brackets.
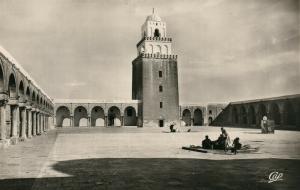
0,126,299,190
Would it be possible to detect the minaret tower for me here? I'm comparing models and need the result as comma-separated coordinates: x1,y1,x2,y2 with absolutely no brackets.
132,9,179,127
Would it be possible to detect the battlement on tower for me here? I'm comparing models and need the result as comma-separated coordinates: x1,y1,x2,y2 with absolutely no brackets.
136,37,172,47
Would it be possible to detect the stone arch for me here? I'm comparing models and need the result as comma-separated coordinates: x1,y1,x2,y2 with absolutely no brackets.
182,109,191,126
248,105,256,125
257,104,267,123
269,103,281,125
19,80,24,97
240,106,247,125
283,101,296,126
232,106,238,124
56,106,71,127
0,63,4,93
25,87,30,101
108,106,121,126
74,106,88,127
91,106,105,127
124,106,137,126
36,94,40,105
31,91,36,103
194,109,203,126
8,73,17,98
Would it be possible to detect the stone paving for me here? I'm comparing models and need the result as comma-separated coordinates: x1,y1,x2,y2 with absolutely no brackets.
0,126,300,190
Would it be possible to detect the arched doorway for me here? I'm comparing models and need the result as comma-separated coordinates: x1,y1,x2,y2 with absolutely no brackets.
79,118,88,126
248,105,256,125
283,101,296,126
56,106,71,127
269,103,281,125
62,118,71,127
240,106,247,125
108,106,121,126
74,106,88,127
194,109,203,126
232,106,238,124
182,109,191,126
208,117,213,125
8,74,17,99
124,106,137,126
257,104,267,124
91,106,105,127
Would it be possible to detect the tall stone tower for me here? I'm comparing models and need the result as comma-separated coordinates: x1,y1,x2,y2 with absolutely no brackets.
132,10,179,127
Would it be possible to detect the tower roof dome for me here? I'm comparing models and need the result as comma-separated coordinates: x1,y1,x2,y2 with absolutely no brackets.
146,9,162,22
146,14,162,22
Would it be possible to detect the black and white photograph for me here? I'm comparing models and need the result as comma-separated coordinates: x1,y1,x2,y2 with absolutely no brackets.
0,0,299,189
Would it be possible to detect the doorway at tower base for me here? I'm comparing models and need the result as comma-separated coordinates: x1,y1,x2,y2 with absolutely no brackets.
142,119,180,128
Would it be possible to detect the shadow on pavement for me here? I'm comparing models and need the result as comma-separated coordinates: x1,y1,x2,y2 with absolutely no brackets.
0,158,299,190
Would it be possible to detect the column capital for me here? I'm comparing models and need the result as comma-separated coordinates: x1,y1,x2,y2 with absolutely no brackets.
7,98,19,105
26,106,32,110
0,93,9,102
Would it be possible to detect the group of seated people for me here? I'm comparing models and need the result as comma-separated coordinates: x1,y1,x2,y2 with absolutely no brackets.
202,127,242,154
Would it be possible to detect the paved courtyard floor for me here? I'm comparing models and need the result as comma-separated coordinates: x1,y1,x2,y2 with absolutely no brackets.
0,126,300,190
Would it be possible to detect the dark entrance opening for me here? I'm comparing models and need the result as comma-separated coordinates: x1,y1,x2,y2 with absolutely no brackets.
159,120,164,127
108,114,115,126
208,117,213,125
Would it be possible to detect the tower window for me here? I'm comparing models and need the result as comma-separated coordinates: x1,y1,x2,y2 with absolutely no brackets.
160,102,163,108
209,110,212,114
159,85,163,92
154,28,160,37
159,120,164,127
159,71,162,78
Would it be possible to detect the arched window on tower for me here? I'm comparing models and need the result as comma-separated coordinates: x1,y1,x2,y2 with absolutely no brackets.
164,45,168,55
154,28,160,37
156,45,161,54
149,44,153,54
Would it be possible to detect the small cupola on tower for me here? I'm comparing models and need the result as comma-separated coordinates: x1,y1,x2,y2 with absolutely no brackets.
141,8,166,38
137,9,172,56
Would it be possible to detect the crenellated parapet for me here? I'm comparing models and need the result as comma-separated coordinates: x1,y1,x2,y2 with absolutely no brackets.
140,53,177,60
137,37,172,47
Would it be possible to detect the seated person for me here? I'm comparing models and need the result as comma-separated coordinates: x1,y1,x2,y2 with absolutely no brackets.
202,135,212,149
231,137,242,154
212,134,226,150
170,124,176,132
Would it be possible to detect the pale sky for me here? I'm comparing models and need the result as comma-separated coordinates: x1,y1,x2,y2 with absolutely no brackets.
0,0,299,104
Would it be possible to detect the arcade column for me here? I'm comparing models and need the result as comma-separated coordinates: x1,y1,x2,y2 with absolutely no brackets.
32,110,37,136
104,116,108,127
11,105,20,144
0,102,8,143
27,107,32,138
121,116,124,126
20,106,27,140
